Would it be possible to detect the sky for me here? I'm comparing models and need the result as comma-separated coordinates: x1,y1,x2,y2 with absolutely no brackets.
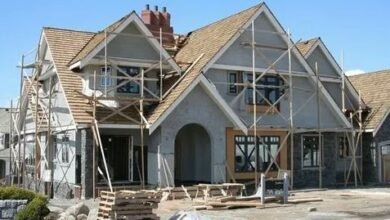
0,0,389,107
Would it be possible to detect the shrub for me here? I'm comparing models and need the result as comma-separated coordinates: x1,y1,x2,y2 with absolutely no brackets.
0,187,49,220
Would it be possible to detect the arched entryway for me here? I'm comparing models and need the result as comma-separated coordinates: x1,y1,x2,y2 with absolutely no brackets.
174,124,211,185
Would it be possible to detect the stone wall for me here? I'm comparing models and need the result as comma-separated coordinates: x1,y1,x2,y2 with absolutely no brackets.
80,129,94,199
0,200,27,219
293,133,337,188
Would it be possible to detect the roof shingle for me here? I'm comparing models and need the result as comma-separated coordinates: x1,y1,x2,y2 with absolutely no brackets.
349,70,390,129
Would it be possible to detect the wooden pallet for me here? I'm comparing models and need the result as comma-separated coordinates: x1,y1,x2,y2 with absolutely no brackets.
98,190,161,220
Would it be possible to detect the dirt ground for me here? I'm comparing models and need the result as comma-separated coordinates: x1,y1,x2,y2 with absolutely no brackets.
155,188,390,220
48,187,390,219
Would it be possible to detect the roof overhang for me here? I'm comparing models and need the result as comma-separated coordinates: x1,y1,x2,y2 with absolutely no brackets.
69,12,182,74
373,109,390,136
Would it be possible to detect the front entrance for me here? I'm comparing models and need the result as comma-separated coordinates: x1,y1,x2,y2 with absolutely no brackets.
174,124,211,185
99,135,148,184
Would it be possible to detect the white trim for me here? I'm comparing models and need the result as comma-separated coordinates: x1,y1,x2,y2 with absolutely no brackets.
373,110,390,136
89,57,172,69
71,12,181,74
148,75,248,135
319,77,341,83
69,61,81,70
211,64,309,78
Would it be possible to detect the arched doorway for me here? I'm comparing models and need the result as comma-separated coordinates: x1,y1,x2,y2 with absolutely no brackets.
174,124,211,185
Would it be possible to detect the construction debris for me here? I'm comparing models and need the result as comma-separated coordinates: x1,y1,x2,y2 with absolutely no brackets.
98,190,162,220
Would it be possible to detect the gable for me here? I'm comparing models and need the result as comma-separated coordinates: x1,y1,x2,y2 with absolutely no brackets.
215,12,306,73
306,47,339,77
96,23,160,61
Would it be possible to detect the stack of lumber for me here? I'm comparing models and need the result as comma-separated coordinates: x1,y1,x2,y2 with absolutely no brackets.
193,195,276,210
98,190,162,220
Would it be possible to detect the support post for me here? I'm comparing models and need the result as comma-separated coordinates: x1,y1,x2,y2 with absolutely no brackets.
92,71,97,199
140,68,145,189
159,28,163,101
287,29,294,189
251,21,258,187
315,62,322,189
47,77,53,198
9,101,13,185
260,173,265,205
283,173,289,204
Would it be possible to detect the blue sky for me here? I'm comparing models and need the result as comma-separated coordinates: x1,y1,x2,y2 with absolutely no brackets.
0,1,389,107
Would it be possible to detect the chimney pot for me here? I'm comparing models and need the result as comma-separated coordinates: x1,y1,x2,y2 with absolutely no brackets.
146,4,150,10
154,5,158,11
162,7,167,13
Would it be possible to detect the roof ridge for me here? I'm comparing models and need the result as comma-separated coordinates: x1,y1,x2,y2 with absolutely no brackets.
43,26,96,34
188,3,264,34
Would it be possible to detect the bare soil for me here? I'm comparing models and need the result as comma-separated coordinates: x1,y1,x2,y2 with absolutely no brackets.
155,188,390,220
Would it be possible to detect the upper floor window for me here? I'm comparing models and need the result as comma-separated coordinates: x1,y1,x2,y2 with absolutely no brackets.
117,66,140,94
245,73,283,106
228,72,238,94
100,67,112,87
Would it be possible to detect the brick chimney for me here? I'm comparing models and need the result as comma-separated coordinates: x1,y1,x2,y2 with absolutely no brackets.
141,5,174,46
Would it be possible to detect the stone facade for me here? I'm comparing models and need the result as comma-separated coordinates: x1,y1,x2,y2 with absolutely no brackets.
0,200,27,219
293,133,337,188
80,129,94,199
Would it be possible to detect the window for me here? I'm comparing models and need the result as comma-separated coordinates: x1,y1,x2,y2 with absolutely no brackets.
302,135,321,168
245,73,283,106
338,136,350,158
117,66,140,94
234,135,280,172
56,135,70,164
228,72,238,94
100,67,112,87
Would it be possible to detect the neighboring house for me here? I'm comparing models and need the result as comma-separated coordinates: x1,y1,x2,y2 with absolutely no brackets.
349,70,390,183
0,108,12,180
18,3,364,199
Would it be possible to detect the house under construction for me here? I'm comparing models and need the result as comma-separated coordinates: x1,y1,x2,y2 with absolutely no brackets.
9,3,373,199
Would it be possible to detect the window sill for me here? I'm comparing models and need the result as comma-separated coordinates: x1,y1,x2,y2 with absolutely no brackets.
246,105,279,113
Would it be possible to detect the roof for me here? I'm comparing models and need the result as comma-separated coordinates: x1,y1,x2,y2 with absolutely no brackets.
43,27,95,124
0,108,11,133
349,70,390,129
147,4,263,124
296,38,319,56
69,13,130,66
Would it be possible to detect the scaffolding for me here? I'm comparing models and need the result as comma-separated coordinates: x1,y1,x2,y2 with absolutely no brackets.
214,18,364,189
9,11,365,199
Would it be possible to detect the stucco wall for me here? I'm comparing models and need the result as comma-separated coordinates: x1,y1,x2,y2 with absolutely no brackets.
148,84,234,186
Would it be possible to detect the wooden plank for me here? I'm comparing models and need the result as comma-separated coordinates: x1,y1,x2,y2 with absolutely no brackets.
288,197,323,204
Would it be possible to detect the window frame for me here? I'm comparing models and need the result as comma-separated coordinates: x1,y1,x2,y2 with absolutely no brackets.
245,73,283,107
301,134,323,169
100,66,113,87
228,72,238,94
234,135,280,173
116,66,141,94
338,135,350,159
